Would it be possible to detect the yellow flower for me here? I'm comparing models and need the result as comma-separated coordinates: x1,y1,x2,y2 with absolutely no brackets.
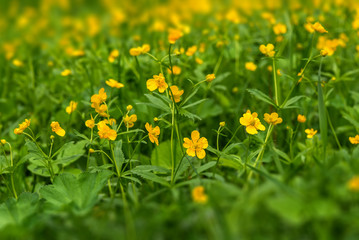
108,49,119,63
305,128,317,139
85,115,95,129
264,112,283,125
154,117,159,122
206,74,216,82
126,105,133,111
349,135,359,144
123,114,137,128
239,110,266,135
169,86,184,103
106,79,124,89
1,139,6,145
220,122,225,127
97,121,117,141
273,23,287,35
195,57,203,65
66,101,78,114
305,22,328,33
320,49,328,57
186,46,197,56
14,119,31,135
167,66,181,75
183,130,208,159
297,114,306,123
168,29,183,44
146,73,168,93
91,88,108,117
245,62,257,71
348,176,359,191
145,123,160,145
51,121,66,137
129,44,150,56
259,44,275,57
61,69,72,76
12,59,23,67
89,148,95,153
192,186,208,204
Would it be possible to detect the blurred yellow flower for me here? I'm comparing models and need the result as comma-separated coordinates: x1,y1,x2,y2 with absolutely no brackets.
195,57,203,65
145,123,160,145
167,66,181,75
297,114,306,123
61,69,72,76
259,43,275,57
186,45,197,56
245,62,257,71
206,73,216,82
51,121,65,137
14,119,31,135
108,49,119,63
349,135,359,144
85,115,95,129
106,79,124,89
146,73,168,93
220,122,225,127
192,186,208,204
183,130,208,159
305,22,328,33
66,101,78,114
1,139,7,145
264,112,283,125
305,128,317,138
12,59,23,67
123,114,137,128
240,110,265,135
126,105,133,111
168,29,183,44
169,85,184,103
348,176,359,191
273,23,287,35
129,44,150,56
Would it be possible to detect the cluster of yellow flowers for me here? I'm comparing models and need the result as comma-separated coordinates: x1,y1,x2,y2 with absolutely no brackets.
129,44,150,56
14,119,31,135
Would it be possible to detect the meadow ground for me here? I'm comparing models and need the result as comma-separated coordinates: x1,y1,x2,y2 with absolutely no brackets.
1,0,359,239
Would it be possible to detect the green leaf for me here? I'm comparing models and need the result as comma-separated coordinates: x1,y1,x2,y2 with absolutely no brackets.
54,140,87,166
0,193,39,230
131,170,170,187
114,140,125,171
143,94,170,111
191,161,216,177
183,99,207,109
151,140,182,169
40,171,112,215
247,89,277,107
280,95,306,109
178,108,201,121
272,147,291,163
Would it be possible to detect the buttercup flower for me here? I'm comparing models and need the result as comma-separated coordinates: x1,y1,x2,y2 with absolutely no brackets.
129,44,150,56
106,79,124,89
183,130,208,159
97,121,117,141
195,57,203,64
240,110,266,135
14,119,31,135
273,23,287,35
348,176,359,191
186,45,197,56
206,73,216,82
123,114,137,128
168,29,183,44
66,101,78,114
12,59,23,67
349,135,359,144
192,186,208,204
220,122,225,127
61,69,72,76
264,112,283,125
126,105,133,111
108,49,119,63
259,43,275,57
297,114,306,123
145,123,160,145
1,139,6,145
91,88,108,117
305,22,328,33
146,73,168,93
169,85,184,103
51,121,66,137
167,65,181,75
245,62,257,71
305,128,317,138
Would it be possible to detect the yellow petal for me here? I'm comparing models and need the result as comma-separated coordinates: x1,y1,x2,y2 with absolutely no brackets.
246,126,258,135
191,130,200,142
196,149,206,159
